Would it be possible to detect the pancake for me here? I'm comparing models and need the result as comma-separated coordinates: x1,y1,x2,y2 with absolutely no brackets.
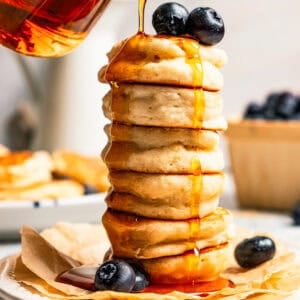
52,151,110,192
138,243,231,284
0,151,52,189
109,171,225,205
106,37,228,68
99,34,225,91
0,180,84,201
105,192,219,220
102,208,233,259
102,142,224,174
103,84,226,130
106,123,220,150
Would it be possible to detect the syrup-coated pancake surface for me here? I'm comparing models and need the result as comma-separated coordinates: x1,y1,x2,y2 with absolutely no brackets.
103,207,233,259
103,84,226,130
113,244,231,285
106,37,228,68
99,34,227,91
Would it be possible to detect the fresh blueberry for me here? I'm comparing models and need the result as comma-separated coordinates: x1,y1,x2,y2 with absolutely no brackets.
186,7,225,45
244,102,264,119
275,92,298,119
292,202,300,225
94,260,136,292
290,113,300,120
263,93,282,120
83,184,98,195
235,236,276,268
295,97,300,112
152,2,189,36
132,267,149,292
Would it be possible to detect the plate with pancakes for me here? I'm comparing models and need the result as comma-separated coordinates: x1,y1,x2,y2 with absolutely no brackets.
0,147,109,239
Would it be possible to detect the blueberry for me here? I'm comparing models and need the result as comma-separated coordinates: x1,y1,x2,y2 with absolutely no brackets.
94,260,136,292
275,92,298,119
290,113,300,120
263,93,282,120
132,267,149,292
186,7,225,45
265,93,281,109
292,202,300,225
152,2,189,36
295,97,300,112
235,236,276,268
244,102,264,119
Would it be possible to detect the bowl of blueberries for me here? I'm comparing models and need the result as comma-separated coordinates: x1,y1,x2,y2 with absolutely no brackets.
226,91,300,211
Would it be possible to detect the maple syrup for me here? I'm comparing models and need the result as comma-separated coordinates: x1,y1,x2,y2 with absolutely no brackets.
144,277,231,294
0,0,110,57
138,0,146,33
56,265,97,291
56,264,232,294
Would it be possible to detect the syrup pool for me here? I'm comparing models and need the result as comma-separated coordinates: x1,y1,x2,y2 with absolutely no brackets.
56,265,232,294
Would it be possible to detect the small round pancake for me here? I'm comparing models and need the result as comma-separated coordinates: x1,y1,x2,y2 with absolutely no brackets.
139,243,231,284
103,208,232,259
0,151,53,189
109,171,225,206
102,142,224,174
0,180,83,201
106,123,220,150
106,37,228,68
105,192,219,220
52,151,110,192
99,34,226,91
103,84,226,130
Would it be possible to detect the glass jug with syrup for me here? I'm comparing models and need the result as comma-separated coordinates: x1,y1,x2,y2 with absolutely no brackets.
0,0,111,57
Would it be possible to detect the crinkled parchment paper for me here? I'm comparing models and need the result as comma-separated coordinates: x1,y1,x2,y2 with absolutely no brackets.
9,223,300,300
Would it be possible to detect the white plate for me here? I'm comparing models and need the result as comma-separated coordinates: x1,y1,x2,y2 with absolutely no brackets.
0,211,300,299
0,194,107,240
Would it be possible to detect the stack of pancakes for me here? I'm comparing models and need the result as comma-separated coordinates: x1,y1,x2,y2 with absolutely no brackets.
100,34,233,284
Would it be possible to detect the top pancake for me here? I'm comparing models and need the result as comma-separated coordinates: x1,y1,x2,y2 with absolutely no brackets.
99,34,227,91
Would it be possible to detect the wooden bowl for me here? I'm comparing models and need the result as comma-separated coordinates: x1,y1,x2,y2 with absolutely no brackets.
225,119,300,211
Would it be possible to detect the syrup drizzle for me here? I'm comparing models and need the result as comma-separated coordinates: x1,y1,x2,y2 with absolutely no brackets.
138,0,147,33
181,34,205,282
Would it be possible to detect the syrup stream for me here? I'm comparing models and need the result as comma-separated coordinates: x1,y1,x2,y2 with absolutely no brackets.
138,0,147,32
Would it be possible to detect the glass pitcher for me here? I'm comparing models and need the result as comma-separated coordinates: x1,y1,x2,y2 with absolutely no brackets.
0,0,111,57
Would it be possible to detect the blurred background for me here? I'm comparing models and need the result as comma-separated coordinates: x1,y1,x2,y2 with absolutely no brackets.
1,0,300,218
1,0,300,153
